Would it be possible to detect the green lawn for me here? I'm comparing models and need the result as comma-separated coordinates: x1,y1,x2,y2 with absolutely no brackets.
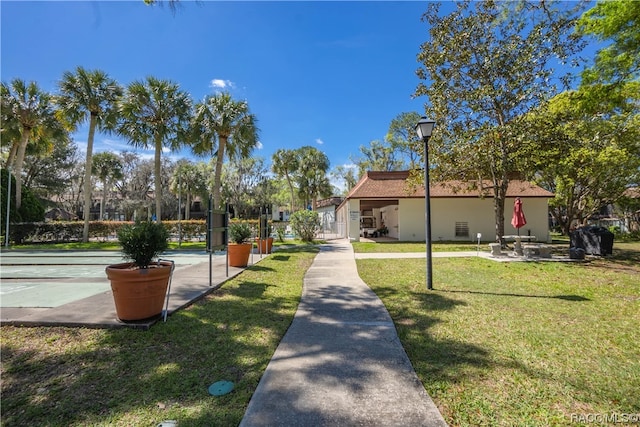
352,241,480,253
2,241,638,426
357,247,640,426
1,245,318,427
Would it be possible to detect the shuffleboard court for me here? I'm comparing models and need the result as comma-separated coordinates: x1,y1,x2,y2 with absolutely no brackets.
1,280,111,308
0,250,213,309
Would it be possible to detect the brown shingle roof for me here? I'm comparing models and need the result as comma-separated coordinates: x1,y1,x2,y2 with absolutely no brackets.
623,187,640,198
316,197,344,208
346,171,554,200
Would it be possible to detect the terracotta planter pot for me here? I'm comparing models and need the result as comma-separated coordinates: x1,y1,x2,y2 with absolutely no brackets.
256,237,274,254
228,243,252,267
105,261,172,321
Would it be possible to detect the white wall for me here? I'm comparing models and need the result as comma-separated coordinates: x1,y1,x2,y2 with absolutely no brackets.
345,199,361,241
398,197,550,242
398,199,425,241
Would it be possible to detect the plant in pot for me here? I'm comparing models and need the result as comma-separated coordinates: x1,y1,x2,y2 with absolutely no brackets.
105,220,172,321
228,221,252,267
256,221,274,254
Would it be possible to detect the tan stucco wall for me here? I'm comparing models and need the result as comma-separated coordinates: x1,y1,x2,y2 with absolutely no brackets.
398,197,550,242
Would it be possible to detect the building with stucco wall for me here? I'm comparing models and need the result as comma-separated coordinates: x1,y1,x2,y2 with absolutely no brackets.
336,171,554,243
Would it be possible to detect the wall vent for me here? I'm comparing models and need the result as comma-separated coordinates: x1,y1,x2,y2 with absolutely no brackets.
455,222,469,237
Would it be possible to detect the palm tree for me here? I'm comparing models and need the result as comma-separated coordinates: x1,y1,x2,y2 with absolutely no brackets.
296,146,331,210
271,148,299,214
191,92,259,209
92,151,123,220
1,79,64,210
117,76,192,221
170,160,204,220
57,67,123,241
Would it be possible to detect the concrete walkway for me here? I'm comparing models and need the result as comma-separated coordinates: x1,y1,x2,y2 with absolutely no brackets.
240,240,448,427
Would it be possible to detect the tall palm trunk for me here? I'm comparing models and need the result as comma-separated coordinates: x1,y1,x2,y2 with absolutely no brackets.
6,141,19,169
154,135,163,221
82,114,97,242
285,173,295,214
101,179,108,220
185,192,191,220
213,135,227,209
13,129,30,209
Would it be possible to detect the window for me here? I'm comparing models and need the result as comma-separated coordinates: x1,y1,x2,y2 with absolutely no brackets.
455,222,469,237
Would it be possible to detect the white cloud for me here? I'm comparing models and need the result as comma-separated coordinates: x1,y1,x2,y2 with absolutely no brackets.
210,79,235,90
315,138,324,145
101,138,134,152
256,140,263,150
134,152,155,161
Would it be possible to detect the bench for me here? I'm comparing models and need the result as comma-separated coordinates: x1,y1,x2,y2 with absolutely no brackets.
488,243,502,256
502,235,537,256
522,243,552,259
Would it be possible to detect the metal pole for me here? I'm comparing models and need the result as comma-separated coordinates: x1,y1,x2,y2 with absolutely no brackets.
424,137,433,290
258,206,266,259
160,259,175,322
225,203,229,277
5,167,12,247
208,196,212,287
178,175,182,247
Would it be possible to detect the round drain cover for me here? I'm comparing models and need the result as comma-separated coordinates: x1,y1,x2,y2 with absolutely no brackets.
208,380,234,396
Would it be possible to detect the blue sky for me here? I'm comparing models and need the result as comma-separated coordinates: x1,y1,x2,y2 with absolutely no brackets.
1,0,439,173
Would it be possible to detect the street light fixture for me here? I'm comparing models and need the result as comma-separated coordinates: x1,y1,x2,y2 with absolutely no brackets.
415,117,436,290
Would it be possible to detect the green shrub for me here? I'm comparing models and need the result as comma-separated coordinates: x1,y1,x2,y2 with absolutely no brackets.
228,221,252,244
117,220,169,268
0,168,44,225
275,223,287,242
289,210,320,242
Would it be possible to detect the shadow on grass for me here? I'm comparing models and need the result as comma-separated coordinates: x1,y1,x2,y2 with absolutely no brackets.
440,288,591,302
235,281,276,297
0,247,318,426
244,264,275,273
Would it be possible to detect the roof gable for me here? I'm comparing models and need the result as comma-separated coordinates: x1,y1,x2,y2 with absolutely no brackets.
345,171,554,200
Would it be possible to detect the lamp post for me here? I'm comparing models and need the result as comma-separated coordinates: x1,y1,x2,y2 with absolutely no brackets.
5,167,11,248
415,117,436,290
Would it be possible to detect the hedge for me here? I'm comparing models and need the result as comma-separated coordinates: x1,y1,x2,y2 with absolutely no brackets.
4,219,287,245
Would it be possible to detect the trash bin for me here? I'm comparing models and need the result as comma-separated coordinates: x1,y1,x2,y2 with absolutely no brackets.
570,226,614,256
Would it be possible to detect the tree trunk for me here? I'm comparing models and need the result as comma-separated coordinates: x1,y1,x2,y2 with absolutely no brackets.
213,135,227,210
6,140,19,170
492,179,508,245
154,135,163,222
185,192,191,220
82,114,97,242
13,130,30,210
285,173,295,213
101,179,107,220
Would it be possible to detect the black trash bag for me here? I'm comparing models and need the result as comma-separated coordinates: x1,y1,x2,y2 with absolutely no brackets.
570,226,614,256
